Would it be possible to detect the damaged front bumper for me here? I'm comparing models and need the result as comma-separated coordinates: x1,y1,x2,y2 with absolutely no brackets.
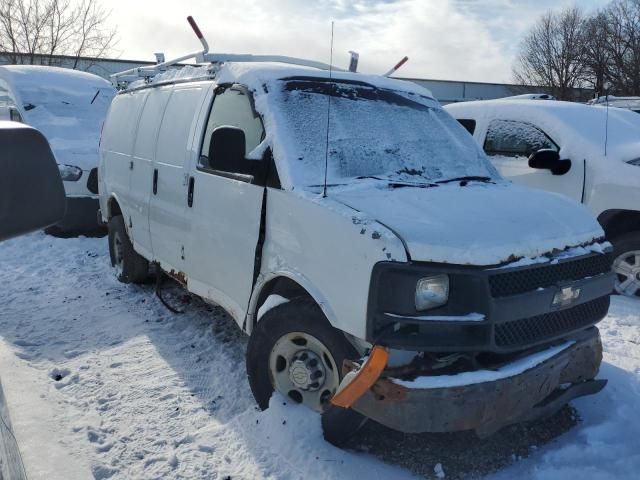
343,327,604,436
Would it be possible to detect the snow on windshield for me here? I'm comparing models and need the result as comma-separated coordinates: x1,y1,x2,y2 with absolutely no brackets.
271,78,499,188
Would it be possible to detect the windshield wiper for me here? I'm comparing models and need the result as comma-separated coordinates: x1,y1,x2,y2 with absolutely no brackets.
388,182,438,189
436,176,493,186
355,176,438,189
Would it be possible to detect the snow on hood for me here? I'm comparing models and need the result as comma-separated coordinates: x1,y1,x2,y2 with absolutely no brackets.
0,65,115,169
333,182,604,266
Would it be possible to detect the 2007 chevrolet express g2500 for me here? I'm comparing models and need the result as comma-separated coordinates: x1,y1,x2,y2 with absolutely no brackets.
98,60,615,444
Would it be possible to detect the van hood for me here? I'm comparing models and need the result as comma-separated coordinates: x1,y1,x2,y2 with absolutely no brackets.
333,182,603,266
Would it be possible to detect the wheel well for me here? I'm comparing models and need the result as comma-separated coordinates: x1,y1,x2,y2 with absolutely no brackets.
598,210,640,241
107,197,122,220
253,277,312,323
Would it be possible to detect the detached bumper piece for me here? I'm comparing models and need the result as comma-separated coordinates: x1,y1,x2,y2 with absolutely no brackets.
347,327,604,436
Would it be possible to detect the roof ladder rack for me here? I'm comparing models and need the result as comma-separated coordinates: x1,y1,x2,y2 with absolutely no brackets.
110,16,210,86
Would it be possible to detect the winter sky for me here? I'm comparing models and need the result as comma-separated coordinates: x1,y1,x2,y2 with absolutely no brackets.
107,0,610,83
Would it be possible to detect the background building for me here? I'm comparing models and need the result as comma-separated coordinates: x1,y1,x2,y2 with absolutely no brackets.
0,52,594,103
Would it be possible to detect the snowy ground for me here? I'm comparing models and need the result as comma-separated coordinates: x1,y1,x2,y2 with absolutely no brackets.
0,232,639,479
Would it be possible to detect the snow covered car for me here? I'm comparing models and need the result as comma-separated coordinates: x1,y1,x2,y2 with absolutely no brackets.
589,95,640,114
445,99,640,298
0,65,115,234
99,60,614,443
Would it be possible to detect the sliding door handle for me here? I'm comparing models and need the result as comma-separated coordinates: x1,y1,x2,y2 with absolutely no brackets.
152,169,158,195
187,176,195,207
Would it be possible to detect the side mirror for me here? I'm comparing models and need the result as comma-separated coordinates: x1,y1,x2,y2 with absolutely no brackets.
0,124,66,241
528,149,571,175
209,126,246,171
208,126,266,180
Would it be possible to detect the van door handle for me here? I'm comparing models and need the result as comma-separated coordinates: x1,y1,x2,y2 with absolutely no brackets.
153,169,158,195
187,176,195,207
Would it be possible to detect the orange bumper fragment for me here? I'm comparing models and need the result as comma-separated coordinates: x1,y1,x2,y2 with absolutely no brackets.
330,345,389,408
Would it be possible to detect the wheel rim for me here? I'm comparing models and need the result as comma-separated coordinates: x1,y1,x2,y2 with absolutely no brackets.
613,250,640,297
268,332,341,412
112,231,125,276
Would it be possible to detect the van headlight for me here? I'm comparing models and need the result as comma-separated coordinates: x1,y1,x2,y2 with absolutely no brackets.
415,274,449,311
58,164,83,181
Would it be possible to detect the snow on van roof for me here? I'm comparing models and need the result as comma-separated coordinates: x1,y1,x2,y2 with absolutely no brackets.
125,61,435,99
0,65,115,169
445,98,640,159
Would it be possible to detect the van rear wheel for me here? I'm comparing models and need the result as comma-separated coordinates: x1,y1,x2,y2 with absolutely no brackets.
246,297,367,446
108,215,149,284
612,232,640,297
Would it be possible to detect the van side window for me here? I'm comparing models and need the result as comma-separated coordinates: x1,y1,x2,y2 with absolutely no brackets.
484,119,558,157
157,87,203,167
457,119,476,135
200,86,265,171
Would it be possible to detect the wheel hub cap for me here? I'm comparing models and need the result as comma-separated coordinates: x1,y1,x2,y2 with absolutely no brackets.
613,250,640,297
288,350,325,391
268,332,340,412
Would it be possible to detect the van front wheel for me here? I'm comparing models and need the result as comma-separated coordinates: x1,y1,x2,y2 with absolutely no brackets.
246,297,367,446
108,215,149,284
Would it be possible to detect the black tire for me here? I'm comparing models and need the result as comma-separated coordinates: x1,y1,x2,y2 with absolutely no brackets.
611,231,640,297
107,215,149,284
246,296,367,446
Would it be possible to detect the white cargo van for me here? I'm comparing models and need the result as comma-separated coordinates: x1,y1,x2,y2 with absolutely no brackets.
445,99,640,298
0,65,115,234
99,51,614,442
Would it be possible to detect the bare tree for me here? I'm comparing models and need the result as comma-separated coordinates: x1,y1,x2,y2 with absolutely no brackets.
582,11,611,95
513,7,588,100
0,0,117,67
602,0,640,95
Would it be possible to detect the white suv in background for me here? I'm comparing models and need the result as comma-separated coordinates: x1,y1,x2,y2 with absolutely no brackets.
446,99,640,298
0,65,115,234
99,61,613,443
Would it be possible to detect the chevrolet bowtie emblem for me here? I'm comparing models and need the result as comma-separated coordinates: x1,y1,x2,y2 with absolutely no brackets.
553,286,581,307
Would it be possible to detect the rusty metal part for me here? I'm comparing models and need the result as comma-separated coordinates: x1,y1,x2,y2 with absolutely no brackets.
167,269,187,285
331,346,389,408
349,327,603,435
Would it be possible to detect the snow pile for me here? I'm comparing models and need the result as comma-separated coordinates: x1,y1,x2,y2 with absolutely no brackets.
0,65,115,169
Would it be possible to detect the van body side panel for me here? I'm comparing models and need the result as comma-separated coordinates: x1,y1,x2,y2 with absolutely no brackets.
149,85,206,272
99,91,147,224
258,190,407,338
129,87,172,258
186,175,264,325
